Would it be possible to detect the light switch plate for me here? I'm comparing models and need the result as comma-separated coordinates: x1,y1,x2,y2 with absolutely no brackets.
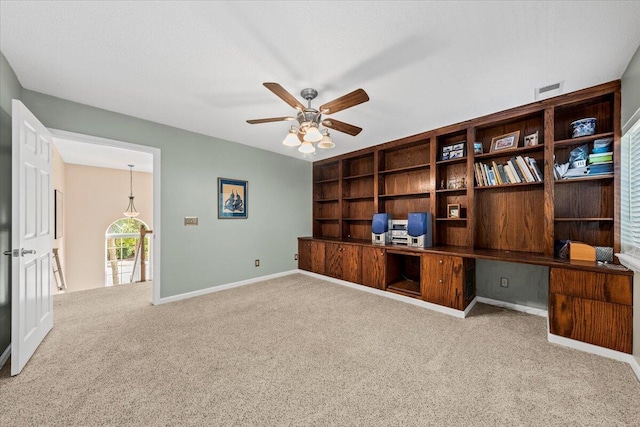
184,217,198,226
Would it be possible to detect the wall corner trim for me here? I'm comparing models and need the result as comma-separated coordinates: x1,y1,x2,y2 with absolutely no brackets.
476,296,548,317
630,357,640,384
0,344,11,370
155,270,299,305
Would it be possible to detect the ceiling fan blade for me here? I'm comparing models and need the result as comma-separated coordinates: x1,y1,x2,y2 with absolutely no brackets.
263,82,305,110
246,116,296,124
320,89,369,114
322,119,362,136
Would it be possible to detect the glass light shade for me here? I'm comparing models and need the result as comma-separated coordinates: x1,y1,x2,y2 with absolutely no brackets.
123,197,140,217
298,141,316,154
283,130,301,147
317,133,335,149
303,126,322,143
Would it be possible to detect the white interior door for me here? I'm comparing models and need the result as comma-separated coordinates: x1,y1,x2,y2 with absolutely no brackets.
11,100,53,376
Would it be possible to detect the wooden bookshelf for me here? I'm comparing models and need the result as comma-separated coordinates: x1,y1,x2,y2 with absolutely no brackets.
310,80,621,258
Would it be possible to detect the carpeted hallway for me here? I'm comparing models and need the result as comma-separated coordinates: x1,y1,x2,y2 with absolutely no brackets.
1,273,639,426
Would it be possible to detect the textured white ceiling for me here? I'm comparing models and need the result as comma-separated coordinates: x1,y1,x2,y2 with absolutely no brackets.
2,1,640,162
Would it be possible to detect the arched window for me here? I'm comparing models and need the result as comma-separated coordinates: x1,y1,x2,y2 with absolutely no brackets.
105,218,151,286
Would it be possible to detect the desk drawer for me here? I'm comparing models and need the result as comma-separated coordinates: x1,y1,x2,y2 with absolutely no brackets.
550,268,632,306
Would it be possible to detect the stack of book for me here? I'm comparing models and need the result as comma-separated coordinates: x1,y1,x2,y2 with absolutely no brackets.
588,151,613,176
474,156,543,187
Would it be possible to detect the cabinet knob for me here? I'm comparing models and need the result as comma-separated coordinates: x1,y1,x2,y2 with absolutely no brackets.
439,260,443,264
439,279,443,283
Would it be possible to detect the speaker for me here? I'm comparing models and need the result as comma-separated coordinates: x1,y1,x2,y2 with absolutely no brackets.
372,213,392,245
407,212,432,248
372,213,390,234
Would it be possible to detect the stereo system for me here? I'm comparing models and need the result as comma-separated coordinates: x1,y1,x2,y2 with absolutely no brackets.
371,212,432,247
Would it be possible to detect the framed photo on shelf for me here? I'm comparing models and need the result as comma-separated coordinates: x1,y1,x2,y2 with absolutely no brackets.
473,142,483,155
440,141,466,161
524,131,539,147
447,204,460,219
490,131,520,153
218,177,248,219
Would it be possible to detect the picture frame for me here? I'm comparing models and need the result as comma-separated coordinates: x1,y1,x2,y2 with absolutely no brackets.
473,142,483,155
524,131,539,147
218,178,248,219
440,141,466,161
490,131,520,153
447,203,460,219
55,190,63,239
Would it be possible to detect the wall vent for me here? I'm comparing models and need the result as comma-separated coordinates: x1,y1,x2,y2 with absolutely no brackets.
535,81,564,100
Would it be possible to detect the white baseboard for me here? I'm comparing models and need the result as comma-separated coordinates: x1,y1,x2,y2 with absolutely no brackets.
0,344,10,369
299,270,471,319
629,356,640,383
547,333,635,365
155,270,299,305
476,296,548,317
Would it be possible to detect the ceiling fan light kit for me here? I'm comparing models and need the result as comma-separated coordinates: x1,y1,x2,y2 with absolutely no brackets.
282,127,301,147
247,82,369,155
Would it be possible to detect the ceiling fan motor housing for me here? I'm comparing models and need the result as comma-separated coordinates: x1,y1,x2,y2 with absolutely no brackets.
297,108,321,130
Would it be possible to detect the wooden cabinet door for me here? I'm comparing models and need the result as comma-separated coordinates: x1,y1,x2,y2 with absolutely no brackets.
421,254,464,309
325,242,341,278
362,246,385,289
341,244,362,284
310,241,326,275
549,293,632,353
298,240,311,271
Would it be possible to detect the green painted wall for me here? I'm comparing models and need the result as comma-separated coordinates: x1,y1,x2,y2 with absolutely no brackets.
0,52,23,356
622,44,640,129
475,260,548,310
20,90,312,299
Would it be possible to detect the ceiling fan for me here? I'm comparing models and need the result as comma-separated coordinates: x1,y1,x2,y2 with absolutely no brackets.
247,82,369,154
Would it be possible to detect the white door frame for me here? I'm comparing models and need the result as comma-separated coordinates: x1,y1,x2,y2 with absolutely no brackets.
48,128,162,305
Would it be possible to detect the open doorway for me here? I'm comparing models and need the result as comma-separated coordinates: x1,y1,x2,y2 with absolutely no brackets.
49,129,161,304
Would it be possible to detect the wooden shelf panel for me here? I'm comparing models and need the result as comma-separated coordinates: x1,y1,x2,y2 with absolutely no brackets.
378,192,430,199
379,163,431,175
343,218,371,221
342,173,374,180
475,181,543,190
313,198,339,203
554,175,614,184
343,195,374,201
386,279,421,297
436,217,467,221
554,218,614,222
314,178,339,184
436,157,467,166
554,132,614,149
474,144,544,161
315,218,340,221
436,188,467,194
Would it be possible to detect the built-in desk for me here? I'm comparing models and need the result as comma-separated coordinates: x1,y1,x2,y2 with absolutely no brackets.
298,237,633,354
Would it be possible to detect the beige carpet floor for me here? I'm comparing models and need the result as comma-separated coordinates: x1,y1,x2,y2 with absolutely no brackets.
0,273,639,426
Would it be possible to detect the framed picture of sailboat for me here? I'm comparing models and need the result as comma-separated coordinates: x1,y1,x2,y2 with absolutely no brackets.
218,178,248,219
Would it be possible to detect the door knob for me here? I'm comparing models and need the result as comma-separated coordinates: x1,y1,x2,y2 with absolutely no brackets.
21,249,36,256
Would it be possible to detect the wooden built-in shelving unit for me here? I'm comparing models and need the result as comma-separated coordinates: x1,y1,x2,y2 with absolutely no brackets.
311,80,622,257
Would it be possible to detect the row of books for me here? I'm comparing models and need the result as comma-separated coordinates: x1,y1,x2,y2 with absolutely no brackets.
474,156,543,187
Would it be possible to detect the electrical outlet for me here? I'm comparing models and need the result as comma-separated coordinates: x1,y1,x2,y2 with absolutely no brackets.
500,277,509,288
294,254,298,260
255,259,260,267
